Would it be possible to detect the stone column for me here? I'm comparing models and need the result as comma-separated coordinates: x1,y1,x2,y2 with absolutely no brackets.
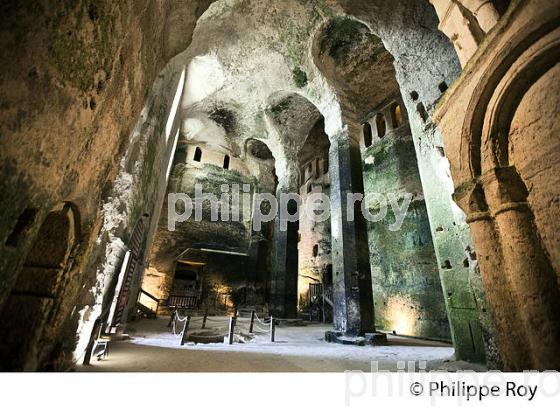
455,182,531,370
270,167,299,318
328,130,376,336
481,167,560,370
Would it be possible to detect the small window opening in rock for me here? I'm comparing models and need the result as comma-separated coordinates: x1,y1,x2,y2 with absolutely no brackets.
5,208,38,247
223,155,230,170
375,114,386,138
89,98,96,110
463,258,470,268
439,81,448,94
417,103,429,122
363,122,373,147
437,146,446,157
442,260,452,269
312,244,319,257
194,147,202,162
390,103,404,128
307,183,313,194
88,5,99,21
410,91,419,101
315,158,321,175
364,122,373,148
323,156,329,174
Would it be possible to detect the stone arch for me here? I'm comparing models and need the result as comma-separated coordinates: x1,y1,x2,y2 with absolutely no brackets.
460,13,560,178
448,16,560,370
309,12,492,360
507,64,560,277
244,138,275,162
481,27,560,172
0,202,80,370
311,17,400,129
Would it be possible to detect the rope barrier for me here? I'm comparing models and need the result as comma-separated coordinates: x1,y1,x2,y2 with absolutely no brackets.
175,312,189,322
205,317,230,323
252,325,271,333
169,311,277,345
254,315,269,326
189,333,229,339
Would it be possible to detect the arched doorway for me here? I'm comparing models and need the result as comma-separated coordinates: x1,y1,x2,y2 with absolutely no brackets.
0,203,79,370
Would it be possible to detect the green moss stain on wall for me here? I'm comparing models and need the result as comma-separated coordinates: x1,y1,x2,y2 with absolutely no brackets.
362,131,451,341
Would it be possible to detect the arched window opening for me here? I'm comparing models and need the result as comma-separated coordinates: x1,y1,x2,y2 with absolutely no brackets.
194,147,202,162
375,114,386,138
223,155,230,170
363,122,373,147
391,104,404,128
312,244,319,257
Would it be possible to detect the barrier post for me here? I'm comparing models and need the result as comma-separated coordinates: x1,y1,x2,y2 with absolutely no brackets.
228,316,236,345
167,308,176,328
202,309,208,329
249,310,255,333
270,316,275,342
180,316,191,346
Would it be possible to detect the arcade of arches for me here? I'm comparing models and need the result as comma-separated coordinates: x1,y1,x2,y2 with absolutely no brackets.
0,0,559,372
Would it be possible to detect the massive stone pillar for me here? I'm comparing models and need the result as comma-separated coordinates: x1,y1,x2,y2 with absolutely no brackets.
406,120,488,363
456,167,560,370
328,130,376,337
270,167,299,318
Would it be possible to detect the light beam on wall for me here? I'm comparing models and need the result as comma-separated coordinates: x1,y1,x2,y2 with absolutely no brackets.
165,69,186,142
166,128,180,181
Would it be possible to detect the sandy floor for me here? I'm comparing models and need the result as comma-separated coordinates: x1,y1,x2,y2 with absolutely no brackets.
78,317,485,372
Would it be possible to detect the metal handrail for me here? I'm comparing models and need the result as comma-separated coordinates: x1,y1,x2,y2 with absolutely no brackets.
138,288,160,315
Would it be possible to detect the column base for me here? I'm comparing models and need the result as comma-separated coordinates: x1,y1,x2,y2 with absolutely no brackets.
325,330,388,346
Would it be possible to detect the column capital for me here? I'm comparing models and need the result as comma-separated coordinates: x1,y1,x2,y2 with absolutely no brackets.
480,166,529,215
454,167,530,222
453,179,491,223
